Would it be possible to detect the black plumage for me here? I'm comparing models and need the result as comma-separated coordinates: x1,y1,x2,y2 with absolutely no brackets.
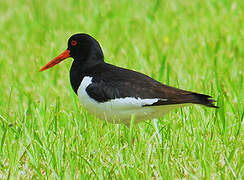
68,34,218,108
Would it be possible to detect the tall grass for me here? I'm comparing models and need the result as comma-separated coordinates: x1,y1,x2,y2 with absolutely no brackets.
0,0,243,179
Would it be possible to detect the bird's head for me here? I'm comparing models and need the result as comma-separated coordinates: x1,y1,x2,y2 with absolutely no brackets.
40,33,104,71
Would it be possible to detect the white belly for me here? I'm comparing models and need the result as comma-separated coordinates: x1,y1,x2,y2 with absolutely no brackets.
77,76,185,125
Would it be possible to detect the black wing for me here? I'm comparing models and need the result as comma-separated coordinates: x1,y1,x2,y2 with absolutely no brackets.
85,63,218,108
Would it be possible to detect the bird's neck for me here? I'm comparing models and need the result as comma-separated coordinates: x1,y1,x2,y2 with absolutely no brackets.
70,57,104,94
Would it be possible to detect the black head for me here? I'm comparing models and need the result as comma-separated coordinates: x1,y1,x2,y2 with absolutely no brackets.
40,33,104,71
67,33,104,61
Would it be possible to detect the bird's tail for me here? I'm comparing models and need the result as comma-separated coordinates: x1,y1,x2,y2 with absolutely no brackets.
189,93,219,108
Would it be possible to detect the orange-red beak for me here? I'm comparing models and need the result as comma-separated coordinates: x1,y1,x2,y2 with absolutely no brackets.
40,50,70,71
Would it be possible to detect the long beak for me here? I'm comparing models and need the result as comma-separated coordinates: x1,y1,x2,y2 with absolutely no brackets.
40,50,70,71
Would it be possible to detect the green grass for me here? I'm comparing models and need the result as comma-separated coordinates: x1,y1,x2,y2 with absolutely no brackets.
0,0,243,179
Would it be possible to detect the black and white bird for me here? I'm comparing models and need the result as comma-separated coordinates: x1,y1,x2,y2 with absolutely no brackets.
40,33,218,125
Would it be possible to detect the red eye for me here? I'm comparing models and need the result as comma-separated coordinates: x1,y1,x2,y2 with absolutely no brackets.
71,40,77,46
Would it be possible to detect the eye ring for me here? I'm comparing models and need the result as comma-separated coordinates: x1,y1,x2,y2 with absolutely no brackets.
71,40,77,46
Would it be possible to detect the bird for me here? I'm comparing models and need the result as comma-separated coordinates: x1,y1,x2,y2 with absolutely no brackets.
40,33,218,125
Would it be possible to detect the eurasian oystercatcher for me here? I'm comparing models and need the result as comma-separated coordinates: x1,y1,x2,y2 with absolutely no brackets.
40,33,218,125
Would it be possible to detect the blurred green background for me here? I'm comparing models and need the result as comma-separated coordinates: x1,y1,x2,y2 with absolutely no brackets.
0,0,243,179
